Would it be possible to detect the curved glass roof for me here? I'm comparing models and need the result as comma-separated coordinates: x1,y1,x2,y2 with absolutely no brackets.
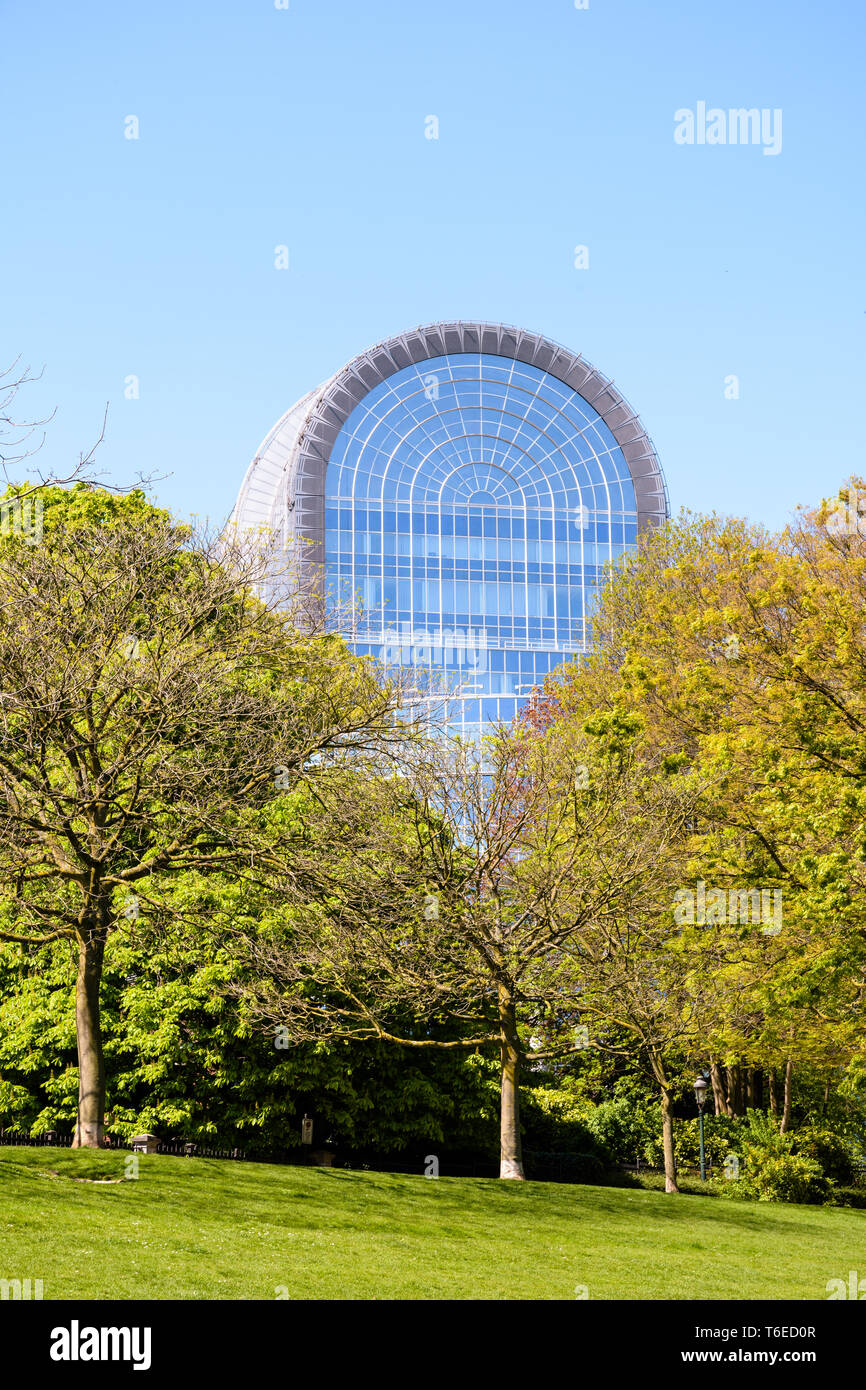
326,353,636,516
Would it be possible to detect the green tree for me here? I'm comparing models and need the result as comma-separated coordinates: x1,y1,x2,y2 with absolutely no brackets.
0,922,500,1157
0,485,403,1146
537,485,866,1129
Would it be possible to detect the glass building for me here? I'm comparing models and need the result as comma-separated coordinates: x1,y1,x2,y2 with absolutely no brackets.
232,322,668,735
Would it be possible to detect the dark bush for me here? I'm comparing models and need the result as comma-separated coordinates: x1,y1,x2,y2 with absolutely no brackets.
792,1128,856,1186
524,1150,606,1184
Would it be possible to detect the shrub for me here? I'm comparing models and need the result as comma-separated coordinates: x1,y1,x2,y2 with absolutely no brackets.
674,1115,741,1170
717,1112,834,1203
744,1107,793,1152
581,1097,662,1166
792,1127,856,1186
720,1150,831,1204
521,1087,608,1161
523,1150,606,1184
831,1185,866,1210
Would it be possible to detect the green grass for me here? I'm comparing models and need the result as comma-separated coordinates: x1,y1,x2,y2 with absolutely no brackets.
1,1147,862,1300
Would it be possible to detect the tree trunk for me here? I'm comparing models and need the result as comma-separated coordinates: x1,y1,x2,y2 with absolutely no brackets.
710,1061,727,1116
768,1068,778,1117
726,1063,744,1116
660,1085,679,1193
72,931,107,1149
745,1067,762,1111
724,1064,735,1115
779,1057,793,1134
647,1051,679,1192
498,992,524,1179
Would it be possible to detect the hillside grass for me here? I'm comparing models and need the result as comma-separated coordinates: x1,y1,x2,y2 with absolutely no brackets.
1,1147,861,1300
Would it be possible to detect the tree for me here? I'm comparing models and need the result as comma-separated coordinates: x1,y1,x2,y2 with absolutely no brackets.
232,718,694,1179
0,916,500,1158
0,358,158,498
515,706,741,1193
538,485,866,1130
0,485,406,1146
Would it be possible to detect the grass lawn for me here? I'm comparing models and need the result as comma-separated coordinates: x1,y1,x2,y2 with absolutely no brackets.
1,1146,862,1300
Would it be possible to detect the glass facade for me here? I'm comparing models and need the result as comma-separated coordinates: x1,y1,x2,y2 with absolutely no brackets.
322,351,639,736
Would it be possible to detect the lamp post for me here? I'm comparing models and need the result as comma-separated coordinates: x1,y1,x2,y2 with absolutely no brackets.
693,1075,709,1181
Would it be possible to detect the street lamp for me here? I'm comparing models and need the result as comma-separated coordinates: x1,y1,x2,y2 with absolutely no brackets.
693,1075,709,1181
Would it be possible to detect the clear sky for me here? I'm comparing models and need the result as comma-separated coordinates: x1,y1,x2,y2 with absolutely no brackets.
2,0,863,531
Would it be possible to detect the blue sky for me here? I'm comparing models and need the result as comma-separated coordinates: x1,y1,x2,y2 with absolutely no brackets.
2,0,863,531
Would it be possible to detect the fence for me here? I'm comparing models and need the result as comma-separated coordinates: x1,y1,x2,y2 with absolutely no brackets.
3,1130,862,1186
0,1131,245,1161
0,1131,73,1148
0,1131,499,1179
619,1161,716,1180
0,1137,696,1184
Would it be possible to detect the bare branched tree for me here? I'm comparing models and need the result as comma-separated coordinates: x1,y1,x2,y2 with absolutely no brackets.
0,358,163,498
0,358,55,473
233,723,700,1179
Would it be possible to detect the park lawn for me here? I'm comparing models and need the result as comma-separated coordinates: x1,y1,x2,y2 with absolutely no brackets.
1,1147,862,1300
